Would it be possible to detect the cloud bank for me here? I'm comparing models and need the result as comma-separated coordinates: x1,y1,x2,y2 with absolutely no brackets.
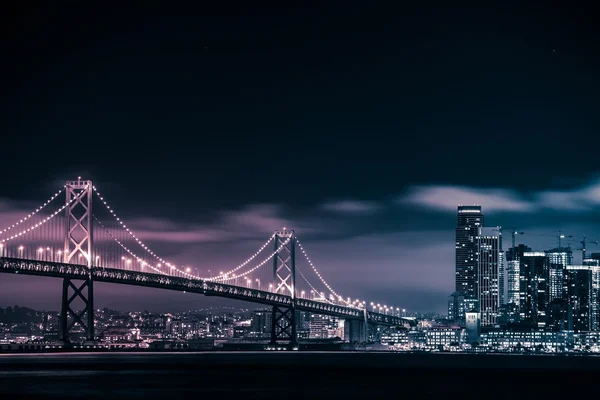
320,200,381,215
398,180,600,213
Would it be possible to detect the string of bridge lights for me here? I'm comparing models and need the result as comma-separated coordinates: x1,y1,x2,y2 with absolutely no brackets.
298,237,406,314
0,187,65,236
205,233,276,281
295,238,350,305
295,266,335,304
92,186,177,269
214,236,292,283
91,186,199,279
0,181,404,316
92,215,168,277
0,187,84,244
0,180,400,315
92,186,274,281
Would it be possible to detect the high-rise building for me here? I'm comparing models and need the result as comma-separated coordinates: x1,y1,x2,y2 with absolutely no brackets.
520,252,549,328
565,266,592,332
584,253,600,266
476,226,502,326
546,247,573,302
546,247,574,267
455,205,484,299
506,244,531,306
447,292,465,323
447,292,479,326
592,266,600,330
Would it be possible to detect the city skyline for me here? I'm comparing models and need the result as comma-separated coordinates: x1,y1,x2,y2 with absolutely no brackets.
3,182,600,315
1,3,599,314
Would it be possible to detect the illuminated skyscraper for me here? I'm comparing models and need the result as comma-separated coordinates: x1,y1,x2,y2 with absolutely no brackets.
520,252,549,327
546,247,573,302
476,226,502,326
565,265,593,331
455,205,484,299
506,244,530,306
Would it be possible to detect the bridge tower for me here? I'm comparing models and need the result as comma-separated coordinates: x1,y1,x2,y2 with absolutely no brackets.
60,177,95,344
270,228,297,347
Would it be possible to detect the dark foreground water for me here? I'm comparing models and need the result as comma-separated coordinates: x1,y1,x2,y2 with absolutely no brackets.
1,351,599,399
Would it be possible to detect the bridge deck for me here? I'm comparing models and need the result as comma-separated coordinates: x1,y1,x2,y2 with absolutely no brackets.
0,257,412,326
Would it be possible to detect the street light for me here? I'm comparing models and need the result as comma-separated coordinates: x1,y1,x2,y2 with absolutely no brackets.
256,279,260,290
301,290,305,298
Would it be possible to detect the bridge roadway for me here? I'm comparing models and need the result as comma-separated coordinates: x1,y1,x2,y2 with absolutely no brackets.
0,257,411,326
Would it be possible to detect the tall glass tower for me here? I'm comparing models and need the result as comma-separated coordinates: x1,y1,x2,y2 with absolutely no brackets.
455,205,484,299
477,226,502,326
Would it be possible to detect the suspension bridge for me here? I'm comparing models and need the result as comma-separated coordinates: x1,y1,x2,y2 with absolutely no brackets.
0,178,412,346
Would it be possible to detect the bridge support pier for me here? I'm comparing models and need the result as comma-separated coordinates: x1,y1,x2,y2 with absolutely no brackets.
270,229,298,347
60,178,95,344
60,277,94,344
344,319,366,343
270,305,297,347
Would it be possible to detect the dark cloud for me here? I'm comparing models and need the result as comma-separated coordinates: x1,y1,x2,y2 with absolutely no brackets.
320,200,382,215
399,180,600,213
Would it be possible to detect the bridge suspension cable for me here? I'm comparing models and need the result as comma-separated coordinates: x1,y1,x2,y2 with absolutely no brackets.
296,265,335,304
205,233,275,281
92,186,196,279
0,188,84,244
0,187,65,236
295,237,350,305
93,185,276,281
93,216,168,276
214,236,292,283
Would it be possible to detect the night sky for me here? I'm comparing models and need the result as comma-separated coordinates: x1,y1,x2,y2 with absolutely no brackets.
1,2,599,314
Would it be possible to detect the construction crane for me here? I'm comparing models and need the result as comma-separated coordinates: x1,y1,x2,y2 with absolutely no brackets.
510,226,525,257
578,236,598,262
557,230,572,248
